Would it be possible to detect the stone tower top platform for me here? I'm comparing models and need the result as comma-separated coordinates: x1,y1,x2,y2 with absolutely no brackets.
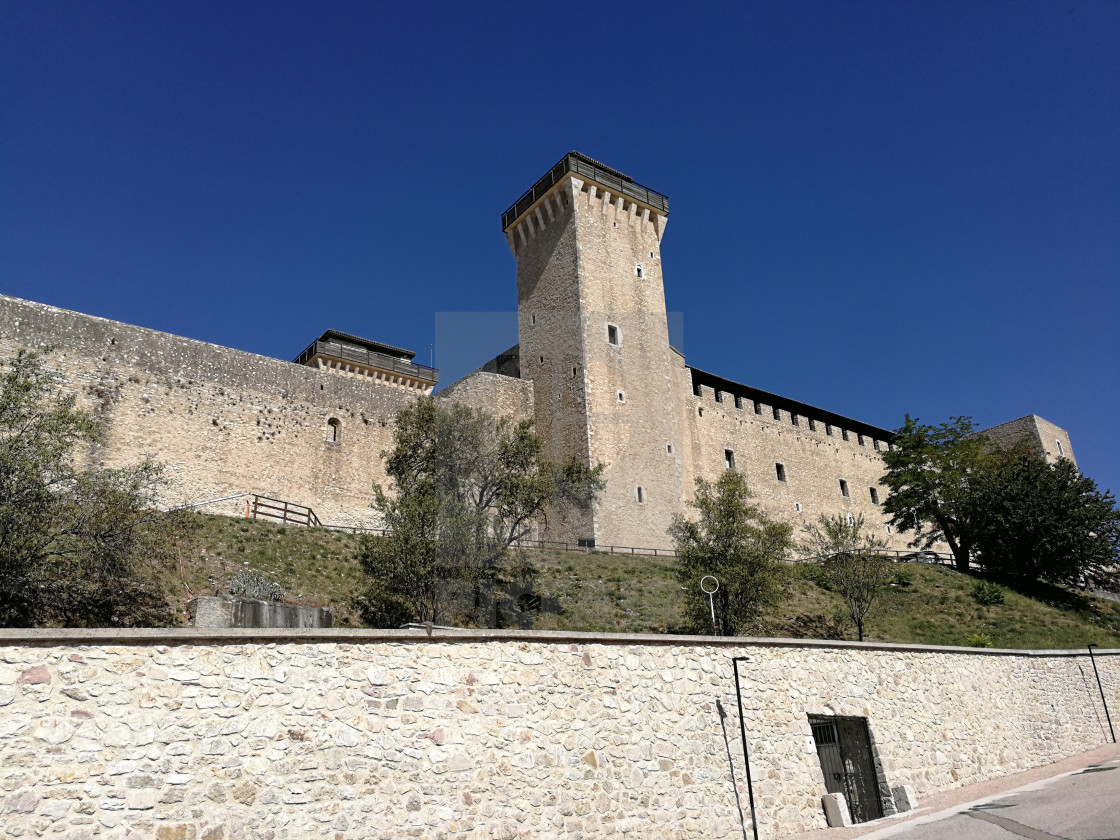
501,151,670,232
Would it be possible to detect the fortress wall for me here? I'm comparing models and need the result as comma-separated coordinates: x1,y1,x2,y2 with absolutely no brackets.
0,295,420,527
684,385,910,550
438,371,535,424
0,628,1115,840
979,415,1077,468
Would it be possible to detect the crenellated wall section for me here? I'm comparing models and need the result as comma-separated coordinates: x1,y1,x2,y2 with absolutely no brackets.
682,382,910,550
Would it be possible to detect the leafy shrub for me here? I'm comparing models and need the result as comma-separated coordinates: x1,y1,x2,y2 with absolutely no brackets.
966,632,993,648
229,570,283,601
796,562,834,591
972,580,1005,606
892,568,914,587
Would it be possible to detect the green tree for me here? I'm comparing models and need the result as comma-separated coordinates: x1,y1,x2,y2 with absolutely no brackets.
669,471,792,636
0,349,181,627
880,415,991,571
963,450,1120,585
356,397,603,627
800,514,891,641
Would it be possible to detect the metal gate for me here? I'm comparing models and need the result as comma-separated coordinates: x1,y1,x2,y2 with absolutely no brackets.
808,715,883,824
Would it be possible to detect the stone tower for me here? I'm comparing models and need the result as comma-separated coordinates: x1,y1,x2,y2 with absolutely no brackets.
502,152,684,549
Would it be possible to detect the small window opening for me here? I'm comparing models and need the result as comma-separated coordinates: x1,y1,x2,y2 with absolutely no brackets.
1056,439,1065,457
857,434,865,446
734,395,743,409
808,418,817,432
886,525,893,535
725,449,736,470
826,424,833,437
846,513,855,526
636,486,645,504
839,479,850,498
873,439,881,451
573,367,578,377
649,251,654,258
327,418,341,443
666,443,674,454
842,429,850,442
791,414,800,427
775,462,787,482
794,501,803,513
635,264,643,278
539,355,545,365
607,324,620,346
698,407,704,417
617,391,625,403
772,406,781,421
753,400,762,415
870,488,880,505
530,314,537,325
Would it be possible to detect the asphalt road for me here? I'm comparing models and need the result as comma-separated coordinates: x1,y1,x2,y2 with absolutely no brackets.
863,756,1120,840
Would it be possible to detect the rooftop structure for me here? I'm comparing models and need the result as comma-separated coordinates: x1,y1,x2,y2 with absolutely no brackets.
294,329,438,393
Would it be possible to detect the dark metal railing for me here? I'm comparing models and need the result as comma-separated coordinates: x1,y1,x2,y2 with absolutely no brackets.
294,340,438,383
502,151,670,231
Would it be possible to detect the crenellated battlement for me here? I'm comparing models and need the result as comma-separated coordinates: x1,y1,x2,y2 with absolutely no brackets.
688,367,892,453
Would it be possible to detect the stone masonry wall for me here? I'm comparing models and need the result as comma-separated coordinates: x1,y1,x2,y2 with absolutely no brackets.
0,628,1115,840
683,384,914,551
0,295,424,527
979,415,1077,467
438,372,534,425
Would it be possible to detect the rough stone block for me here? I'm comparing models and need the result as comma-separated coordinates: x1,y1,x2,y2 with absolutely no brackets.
822,793,852,827
892,785,918,812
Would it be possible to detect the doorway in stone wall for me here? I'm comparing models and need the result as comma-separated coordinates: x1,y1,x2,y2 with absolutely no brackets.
808,715,884,824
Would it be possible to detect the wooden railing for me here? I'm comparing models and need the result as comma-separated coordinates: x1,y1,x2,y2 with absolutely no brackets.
250,495,322,528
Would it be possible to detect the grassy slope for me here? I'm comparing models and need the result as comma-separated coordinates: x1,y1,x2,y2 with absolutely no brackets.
174,512,1120,648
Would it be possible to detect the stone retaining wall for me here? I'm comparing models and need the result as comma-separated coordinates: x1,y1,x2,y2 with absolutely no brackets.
0,629,1115,840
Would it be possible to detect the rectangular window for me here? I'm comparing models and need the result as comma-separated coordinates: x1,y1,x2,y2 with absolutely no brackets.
839,479,850,498
870,487,880,505
808,418,817,432
873,439,881,451
636,486,645,504
775,462,787,482
842,429,850,442
725,449,736,470
791,414,800,427
826,424,833,437
857,433,865,446
607,324,619,346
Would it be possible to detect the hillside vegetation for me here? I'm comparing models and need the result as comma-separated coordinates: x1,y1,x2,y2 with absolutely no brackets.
171,512,1120,649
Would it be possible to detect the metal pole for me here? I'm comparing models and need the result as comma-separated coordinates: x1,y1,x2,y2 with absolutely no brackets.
1088,644,1116,743
716,699,750,840
733,657,761,840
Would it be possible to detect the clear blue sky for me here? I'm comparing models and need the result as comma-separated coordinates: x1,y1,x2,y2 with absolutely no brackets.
2,2,1118,497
